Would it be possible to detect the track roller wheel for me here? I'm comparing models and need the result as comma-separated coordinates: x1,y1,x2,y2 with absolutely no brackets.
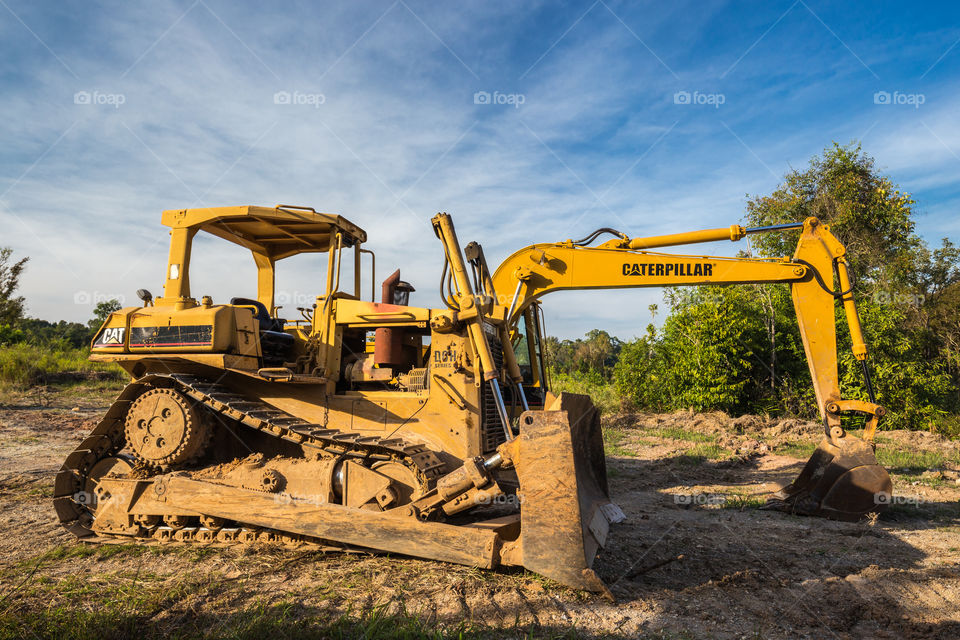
164,515,196,529
199,515,228,529
134,514,162,527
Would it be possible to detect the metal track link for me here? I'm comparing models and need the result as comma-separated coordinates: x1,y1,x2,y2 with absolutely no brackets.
92,526,348,551
54,373,447,540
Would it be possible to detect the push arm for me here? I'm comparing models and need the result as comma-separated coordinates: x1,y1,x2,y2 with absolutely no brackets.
432,213,519,441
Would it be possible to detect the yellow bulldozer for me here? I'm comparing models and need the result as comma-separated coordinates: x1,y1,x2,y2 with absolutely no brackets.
55,205,891,592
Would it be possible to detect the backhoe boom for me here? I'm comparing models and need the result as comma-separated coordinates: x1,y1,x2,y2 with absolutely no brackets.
491,216,892,520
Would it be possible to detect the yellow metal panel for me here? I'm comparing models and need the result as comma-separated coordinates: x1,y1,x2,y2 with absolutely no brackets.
334,298,431,325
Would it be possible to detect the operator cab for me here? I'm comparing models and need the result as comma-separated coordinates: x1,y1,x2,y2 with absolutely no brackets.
511,304,548,408
89,205,367,372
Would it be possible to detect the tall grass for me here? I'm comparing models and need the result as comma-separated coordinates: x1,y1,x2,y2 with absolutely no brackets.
0,342,123,388
547,369,623,414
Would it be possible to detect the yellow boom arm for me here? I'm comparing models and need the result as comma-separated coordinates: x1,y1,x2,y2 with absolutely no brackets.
491,217,879,442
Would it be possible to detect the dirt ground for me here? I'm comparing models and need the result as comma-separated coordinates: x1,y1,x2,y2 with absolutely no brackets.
1,386,959,638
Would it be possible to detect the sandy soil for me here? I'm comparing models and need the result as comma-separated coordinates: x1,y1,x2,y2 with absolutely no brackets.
1,389,959,638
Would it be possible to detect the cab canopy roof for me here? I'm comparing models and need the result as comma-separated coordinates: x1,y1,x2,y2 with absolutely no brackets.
161,205,367,260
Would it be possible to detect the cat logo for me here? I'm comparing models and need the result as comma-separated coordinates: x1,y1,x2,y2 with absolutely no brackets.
98,326,125,346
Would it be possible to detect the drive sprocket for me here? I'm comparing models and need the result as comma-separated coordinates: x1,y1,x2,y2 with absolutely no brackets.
124,387,211,468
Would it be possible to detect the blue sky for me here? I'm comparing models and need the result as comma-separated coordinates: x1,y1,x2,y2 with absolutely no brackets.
1,0,958,339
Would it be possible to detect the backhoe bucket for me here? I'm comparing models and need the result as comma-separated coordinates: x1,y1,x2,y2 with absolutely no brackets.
508,393,625,592
766,433,892,521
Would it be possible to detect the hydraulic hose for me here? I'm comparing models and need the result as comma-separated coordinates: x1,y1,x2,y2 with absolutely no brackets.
793,258,856,299
572,227,629,246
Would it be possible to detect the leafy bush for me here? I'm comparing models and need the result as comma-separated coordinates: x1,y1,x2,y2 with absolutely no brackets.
0,323,25,346
613,329,669,411
615,287,771,414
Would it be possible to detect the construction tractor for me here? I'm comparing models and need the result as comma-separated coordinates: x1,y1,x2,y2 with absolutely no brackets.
55,205,891,593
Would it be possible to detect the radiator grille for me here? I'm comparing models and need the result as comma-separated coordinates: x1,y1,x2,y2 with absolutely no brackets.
406,367,428,391
480,328,508,454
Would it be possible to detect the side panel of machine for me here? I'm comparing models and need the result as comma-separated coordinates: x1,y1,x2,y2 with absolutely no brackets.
91,305,260,358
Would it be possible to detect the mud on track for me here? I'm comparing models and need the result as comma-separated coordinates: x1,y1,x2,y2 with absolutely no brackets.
1,390,959,638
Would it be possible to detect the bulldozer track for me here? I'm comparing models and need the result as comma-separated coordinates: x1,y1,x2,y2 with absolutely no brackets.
85,527,348,550
53,373,447,543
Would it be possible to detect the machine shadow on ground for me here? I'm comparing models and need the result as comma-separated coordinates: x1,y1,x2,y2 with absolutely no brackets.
581,453,960,638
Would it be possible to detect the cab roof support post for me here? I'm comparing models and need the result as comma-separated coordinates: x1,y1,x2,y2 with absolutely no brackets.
253,251,276,315
163,227,198,301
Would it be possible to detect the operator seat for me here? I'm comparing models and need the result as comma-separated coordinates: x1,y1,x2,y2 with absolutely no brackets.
230,297,294,366
229,297,284,331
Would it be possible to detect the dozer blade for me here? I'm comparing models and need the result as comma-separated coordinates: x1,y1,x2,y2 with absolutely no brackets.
766,434,892,521
507,393,625,593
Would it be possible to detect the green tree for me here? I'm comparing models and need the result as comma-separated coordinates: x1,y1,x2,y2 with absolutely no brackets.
88,299,123,331
928,281,960,383
574,329,622,377
544,335,575,373
741,142,958,428
904,239,960,387
0,247,28,326
616,142,958,430
545,330,623,380
743,142,919,286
